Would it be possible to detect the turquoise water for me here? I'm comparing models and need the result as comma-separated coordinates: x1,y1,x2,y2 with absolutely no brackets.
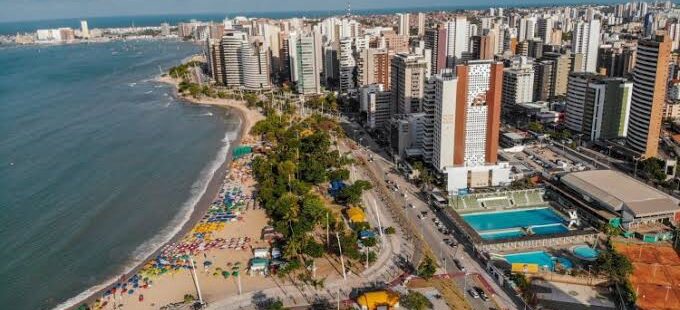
504,251,574,271
532,224,570,235
0,40,240,309
480,229,525,240
573,245,599,261
462,207,569,240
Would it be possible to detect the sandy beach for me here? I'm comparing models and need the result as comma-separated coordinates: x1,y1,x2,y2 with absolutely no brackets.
72,73,267,309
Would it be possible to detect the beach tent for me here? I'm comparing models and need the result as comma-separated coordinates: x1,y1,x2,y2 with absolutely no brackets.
253,247,270,258
347,207,366,223
329,180,346,197
249,258,269,273
359,230,376,239
356,290,400,310
232,146,252,159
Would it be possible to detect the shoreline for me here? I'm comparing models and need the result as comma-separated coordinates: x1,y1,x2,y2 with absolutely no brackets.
63,74,263,310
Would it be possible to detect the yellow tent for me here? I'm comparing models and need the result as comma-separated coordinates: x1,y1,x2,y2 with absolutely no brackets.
347,206,366,223
356,290,400,310
511,263,539,273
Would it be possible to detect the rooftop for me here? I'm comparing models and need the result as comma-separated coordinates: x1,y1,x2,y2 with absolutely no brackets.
561,170,680,217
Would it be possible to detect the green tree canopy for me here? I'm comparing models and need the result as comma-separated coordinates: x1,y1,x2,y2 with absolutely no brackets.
401,291,433,310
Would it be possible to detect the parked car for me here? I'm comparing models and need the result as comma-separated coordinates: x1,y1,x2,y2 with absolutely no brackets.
475,287,488,301
453,259,465,272
468,289,480,299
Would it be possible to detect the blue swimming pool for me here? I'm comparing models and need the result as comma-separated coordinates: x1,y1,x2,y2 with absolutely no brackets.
479,229,525,240
462,207,570,240
503,251,573,271
572,245,599,261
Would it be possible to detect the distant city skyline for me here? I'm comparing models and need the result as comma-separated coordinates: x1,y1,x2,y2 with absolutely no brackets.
0,0,625,22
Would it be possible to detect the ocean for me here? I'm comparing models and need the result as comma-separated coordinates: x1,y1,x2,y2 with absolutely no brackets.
0,0,625,35
0,40,241,309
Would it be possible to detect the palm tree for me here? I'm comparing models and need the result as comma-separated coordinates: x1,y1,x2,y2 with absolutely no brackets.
420,168,434,193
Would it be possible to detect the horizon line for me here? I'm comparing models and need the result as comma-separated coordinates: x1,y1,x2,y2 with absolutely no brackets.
0,0,628,24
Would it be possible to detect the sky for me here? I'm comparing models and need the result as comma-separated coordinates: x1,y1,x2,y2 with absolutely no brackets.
0,0,621,22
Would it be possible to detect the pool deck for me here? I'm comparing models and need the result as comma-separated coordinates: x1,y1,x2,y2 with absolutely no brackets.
445,204,599,252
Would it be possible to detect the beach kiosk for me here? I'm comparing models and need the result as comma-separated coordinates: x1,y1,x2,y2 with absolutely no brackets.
356,290,400,310
248,258,269,275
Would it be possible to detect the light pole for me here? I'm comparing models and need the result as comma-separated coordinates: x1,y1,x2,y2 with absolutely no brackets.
186,251,204,304
463,272,470,291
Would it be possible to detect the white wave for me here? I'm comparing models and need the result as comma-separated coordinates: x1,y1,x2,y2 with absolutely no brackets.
145,90,153,94
53,129,238,310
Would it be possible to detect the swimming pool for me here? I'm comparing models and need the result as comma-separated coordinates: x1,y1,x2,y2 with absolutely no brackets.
503,251,573,271
572,245,599,261
462,207,570,240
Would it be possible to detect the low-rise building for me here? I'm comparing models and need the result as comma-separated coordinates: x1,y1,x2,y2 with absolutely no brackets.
559,170,680,229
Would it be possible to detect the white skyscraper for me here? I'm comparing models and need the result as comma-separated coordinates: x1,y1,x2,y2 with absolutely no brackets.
397,13,410,36
572,19,601,73
241,39,271,90
445,16,469,67
519,16,537,41
430,70,459,171
502,57,535,105
339,38,356,94
417,13,426,37
289,32,322,94
80,20,90,38
221,31,248,87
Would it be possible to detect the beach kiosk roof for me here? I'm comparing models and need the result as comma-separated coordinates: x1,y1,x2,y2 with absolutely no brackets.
249,258,269,270
347,207,366,223
356,290,400,310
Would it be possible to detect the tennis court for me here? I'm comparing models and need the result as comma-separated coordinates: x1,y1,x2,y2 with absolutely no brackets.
614,242,680,310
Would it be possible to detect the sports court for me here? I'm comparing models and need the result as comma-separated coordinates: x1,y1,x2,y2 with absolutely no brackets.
614,242,680,310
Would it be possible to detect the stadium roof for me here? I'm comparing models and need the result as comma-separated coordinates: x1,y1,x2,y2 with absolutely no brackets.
561,170,679,217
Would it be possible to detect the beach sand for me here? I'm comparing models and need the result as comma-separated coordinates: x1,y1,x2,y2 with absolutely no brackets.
83,73,354,310
74,74,267,310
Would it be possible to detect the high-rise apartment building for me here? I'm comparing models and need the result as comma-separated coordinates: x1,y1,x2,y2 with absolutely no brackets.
357,48,391,88
290,32,322,94
424,26,448,74
444,61,509,190
80,20,90,38
417,13,426,37
360,84,392,129
533,60,554,101
241,38,271,90
397,13,410,36
566,73,633,140
542,52,572,98
519,16,537,42
338,38,356,93
429,70,459,170
390,53,429,115
221,31,248,87
445,16,469,66
502,56,535,105
537,16,554,45
572,19,601,72
626,34,671,158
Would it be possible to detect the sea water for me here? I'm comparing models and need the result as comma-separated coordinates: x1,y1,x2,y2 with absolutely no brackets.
0,40,240,309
